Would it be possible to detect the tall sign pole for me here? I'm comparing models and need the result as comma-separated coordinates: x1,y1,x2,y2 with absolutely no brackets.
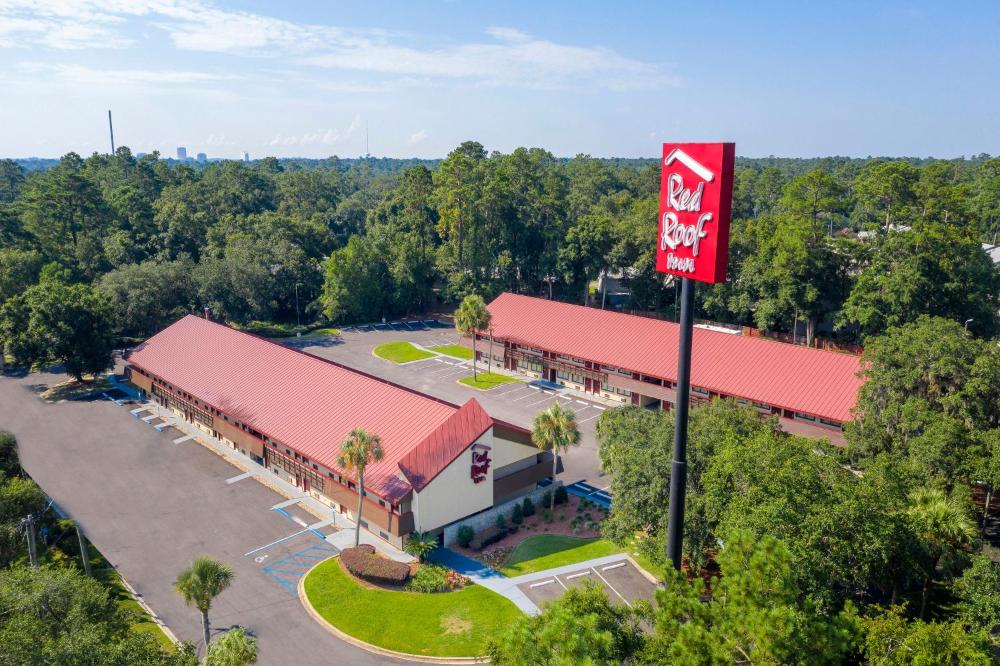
656,142,735,570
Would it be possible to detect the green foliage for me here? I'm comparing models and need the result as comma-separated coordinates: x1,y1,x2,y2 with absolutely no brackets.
839,222,1000,339
0,564,192,665
454,294,491,378
861,605,992,666
337,428,384,548
846,316,999,482
205,627,257,666
98,258,198,340
0,473,47,567
521,496,536,517
403,532,438,563
0,431,19,477
645,531,859,665
532,403,580,510
0,279,115,380
404,563,452,593
456,524,474,548
494,513,506,530
553,485,568,506
487,582,645,665
510,503,523,525
954,555,1000,634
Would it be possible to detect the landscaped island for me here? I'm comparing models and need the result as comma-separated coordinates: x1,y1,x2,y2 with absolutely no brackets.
302,552,521,658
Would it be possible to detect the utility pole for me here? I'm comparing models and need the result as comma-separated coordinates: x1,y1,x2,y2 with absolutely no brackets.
108,110,115,154
665,277,694,570
295,283,302,329
22,514,38,568
76,523,92,576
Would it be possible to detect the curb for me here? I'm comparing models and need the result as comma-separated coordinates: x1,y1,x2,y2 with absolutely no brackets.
297,557,488,665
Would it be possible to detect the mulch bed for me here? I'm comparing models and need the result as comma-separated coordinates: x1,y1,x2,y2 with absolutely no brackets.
453,494,607,564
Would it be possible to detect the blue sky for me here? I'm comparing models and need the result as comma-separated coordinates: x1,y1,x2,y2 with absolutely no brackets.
1,1,998,159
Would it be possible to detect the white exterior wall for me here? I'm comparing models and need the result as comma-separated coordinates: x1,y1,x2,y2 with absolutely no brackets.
412,430,494,533
490,432,541,469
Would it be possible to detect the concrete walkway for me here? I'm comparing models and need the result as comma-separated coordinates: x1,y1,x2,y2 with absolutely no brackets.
428,547,632,615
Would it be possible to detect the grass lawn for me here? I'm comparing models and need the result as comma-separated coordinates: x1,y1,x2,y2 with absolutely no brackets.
373,341,434,363
500,535,622,577
458,372,521,391
304,327,341,337
303,558,522,657
428,344,473,360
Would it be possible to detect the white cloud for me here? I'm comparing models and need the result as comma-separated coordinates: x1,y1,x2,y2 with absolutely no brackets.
407,129,427,145
0,1,676,91
16,62,239,86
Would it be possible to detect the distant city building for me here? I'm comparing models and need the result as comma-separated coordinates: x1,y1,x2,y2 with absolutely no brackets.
196,152,207,163
136,152,147,158
242,151,250,162
176,147,187,160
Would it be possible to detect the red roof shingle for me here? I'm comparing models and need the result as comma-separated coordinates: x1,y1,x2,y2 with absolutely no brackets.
486,293,863,423
126,315,492,502
398,400,494,492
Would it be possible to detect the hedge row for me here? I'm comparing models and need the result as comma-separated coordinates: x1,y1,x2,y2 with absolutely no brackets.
340,545,410,585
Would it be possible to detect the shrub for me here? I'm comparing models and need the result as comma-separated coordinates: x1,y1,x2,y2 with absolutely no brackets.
495,513,507,530
511,504,524,525
522,497,536,517
554,485,568,505
405,564,450,593
476,526,509,550
542,509,553,524
456,524,475,548
340,546,410,586
541,490,551,508
404,531,438,563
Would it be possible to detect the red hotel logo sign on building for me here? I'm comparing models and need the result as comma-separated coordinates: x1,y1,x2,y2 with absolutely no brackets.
656,143,736,284
470,444,490,484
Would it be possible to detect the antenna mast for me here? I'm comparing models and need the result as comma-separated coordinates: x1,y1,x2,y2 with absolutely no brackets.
108,110,115,153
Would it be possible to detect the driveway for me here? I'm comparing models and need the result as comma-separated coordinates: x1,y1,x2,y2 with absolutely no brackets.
0,370,401,665
283,327,612,487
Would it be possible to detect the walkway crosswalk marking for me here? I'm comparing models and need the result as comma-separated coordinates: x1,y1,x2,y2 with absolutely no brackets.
225,471,252,484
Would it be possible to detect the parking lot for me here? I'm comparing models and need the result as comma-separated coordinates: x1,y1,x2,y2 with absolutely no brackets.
0,369,396,665
289,323,616,486
517,558,658,608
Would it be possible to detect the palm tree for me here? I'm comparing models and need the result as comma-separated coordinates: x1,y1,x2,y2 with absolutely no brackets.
337,428,384,547
404,531,438,563
906,487,977,619
532,403,581,510
174,556,234,654
206,627,258,666
454,294,491,380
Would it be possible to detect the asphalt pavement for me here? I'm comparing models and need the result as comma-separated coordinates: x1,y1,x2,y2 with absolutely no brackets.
0,369,402,665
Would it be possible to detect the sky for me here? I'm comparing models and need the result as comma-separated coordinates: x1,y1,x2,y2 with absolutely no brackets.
1,1,998,160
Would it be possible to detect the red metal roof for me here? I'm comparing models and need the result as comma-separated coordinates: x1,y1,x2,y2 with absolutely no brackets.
398,400,494,492
126,315,490,502
486,293,863,423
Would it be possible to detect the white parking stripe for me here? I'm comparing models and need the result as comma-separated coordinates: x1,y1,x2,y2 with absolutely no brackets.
527,395,554,407
577,414,602,424
576,400,589,405
602,562,627,572
565,571,591,581
529,579,556,588
591,566,631,607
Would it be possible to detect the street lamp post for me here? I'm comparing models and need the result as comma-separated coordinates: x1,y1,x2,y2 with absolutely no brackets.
295,283,302,329
965,318,974,331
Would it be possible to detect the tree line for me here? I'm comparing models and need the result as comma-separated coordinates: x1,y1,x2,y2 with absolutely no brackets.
488,314,1000,663
1,145,998,380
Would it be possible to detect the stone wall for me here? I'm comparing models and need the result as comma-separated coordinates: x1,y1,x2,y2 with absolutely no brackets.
442,483,559,546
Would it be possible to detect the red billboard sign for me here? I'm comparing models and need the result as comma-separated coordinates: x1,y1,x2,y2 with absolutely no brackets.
656,142,735,284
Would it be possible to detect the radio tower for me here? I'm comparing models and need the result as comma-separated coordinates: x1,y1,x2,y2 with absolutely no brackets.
108,110,115,153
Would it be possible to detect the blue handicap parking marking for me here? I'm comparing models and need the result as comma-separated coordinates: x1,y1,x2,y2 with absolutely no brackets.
260,537,339,595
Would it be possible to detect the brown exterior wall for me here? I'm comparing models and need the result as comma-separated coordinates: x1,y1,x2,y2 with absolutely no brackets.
130,370,153,393
214,418,265,458
314,477,412,536
493,453,557,500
